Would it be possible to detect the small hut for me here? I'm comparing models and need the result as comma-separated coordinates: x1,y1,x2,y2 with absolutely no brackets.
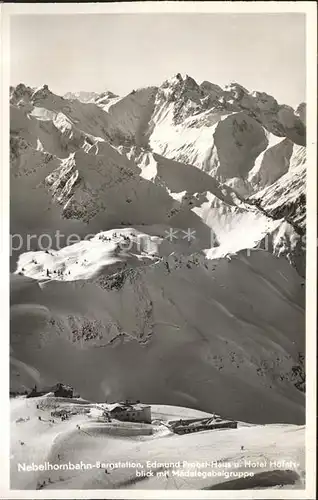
26,385,46,398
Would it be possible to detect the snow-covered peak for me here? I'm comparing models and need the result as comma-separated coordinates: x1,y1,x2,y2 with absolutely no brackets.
30,84,52,101
10,83,35,105
200,80,223,98
160,73,202,100
162,73,199,89
224,81,249,98
63,91,100,103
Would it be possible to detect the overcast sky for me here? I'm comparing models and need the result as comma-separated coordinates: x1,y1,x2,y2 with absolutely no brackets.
10,13,306,108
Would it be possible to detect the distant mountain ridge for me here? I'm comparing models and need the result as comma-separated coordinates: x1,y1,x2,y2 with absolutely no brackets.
10,75,306,274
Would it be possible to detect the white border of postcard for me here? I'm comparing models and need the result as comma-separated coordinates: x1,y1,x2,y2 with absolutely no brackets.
0,2,316,499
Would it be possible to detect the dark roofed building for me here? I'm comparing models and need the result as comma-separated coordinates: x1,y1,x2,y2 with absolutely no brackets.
53,383,73,398
108,402,151,424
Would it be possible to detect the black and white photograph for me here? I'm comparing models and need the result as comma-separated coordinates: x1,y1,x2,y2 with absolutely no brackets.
1,2,316,498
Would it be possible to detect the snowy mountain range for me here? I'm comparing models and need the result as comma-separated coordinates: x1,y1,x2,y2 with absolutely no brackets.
10,74,306,427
